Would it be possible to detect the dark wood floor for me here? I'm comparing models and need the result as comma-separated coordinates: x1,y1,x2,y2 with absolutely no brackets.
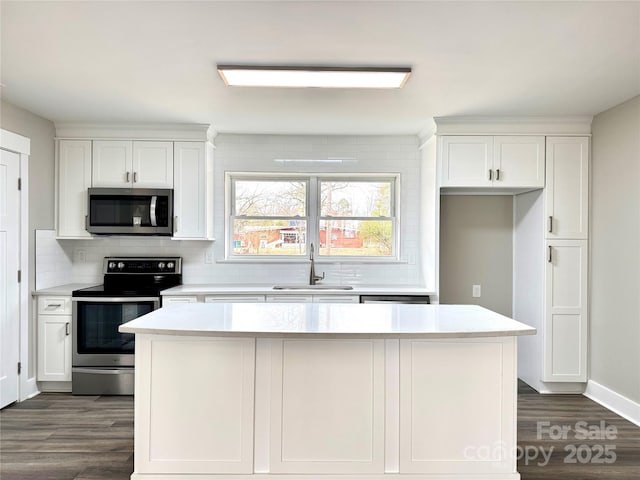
1,382,638,479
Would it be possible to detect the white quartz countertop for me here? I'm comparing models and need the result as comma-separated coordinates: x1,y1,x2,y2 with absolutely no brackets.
33,283,99,296
161,284,434,296
120,303,536,338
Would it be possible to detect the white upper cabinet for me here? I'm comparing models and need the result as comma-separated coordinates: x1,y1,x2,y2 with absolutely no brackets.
440,135,545,189
493,136,545,188
132,141,174,188
57,140,92,238
173,142,212,239
545,137,589,239
92,140,133,187
92,140,173,188
440,136,493,187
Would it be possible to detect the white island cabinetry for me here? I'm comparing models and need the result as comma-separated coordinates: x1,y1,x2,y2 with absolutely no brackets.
121,303,534,480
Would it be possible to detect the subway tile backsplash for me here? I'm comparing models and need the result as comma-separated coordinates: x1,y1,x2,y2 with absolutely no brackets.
37,134,425,288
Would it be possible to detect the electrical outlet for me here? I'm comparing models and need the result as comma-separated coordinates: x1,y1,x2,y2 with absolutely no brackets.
205,252,214,264
472,284,481,298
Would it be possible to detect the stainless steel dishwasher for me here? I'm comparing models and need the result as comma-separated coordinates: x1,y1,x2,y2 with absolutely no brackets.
360,295,430,304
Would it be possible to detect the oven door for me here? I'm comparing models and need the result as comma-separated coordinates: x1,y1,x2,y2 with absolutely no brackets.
72,297,159,367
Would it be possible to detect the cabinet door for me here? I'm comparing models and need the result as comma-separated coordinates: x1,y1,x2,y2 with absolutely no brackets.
132,141,174,188
543,240,587,382
173,142,207,238
57,140,92,237
545,137,589,239
493,136,545,188
92,140,133,187
37,315,71,381
440,136,493,187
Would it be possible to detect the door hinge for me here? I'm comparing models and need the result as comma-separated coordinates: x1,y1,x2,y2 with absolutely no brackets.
17,362,22,375
17,270,21,283
18,178,22,191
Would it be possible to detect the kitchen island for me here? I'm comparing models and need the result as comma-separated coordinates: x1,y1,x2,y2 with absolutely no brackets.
120,303,535,480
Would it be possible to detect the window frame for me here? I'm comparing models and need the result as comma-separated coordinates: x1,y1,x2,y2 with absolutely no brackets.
226,173,399,261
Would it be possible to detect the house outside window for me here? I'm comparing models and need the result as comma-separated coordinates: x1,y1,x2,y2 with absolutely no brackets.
228,174,397,259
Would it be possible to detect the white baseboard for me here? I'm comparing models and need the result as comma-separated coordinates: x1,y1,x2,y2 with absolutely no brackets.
584,380,640,427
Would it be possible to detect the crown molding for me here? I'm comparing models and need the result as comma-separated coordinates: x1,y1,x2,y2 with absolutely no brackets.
433,116,593,135
54,123,211,141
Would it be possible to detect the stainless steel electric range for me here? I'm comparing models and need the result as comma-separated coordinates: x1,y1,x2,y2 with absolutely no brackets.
71,257,182,395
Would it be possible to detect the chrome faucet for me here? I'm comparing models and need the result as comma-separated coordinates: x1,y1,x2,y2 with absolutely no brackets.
309,243,325,285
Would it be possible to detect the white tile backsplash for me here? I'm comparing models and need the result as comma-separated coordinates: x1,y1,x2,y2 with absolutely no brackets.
37,134,428,288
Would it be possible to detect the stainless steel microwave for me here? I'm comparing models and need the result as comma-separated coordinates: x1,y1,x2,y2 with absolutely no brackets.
87,188,173,235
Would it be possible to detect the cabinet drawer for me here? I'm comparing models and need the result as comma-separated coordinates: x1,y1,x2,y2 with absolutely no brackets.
163,296,199,304
38,296,72,315
205,295,266,303
313,295,361,303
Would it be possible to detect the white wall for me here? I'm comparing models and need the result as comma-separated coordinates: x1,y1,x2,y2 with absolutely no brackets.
47,134,430,288
1,100,56,379
590,95,640,404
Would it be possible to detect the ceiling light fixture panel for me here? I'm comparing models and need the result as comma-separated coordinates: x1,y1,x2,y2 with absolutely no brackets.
217,65,411,89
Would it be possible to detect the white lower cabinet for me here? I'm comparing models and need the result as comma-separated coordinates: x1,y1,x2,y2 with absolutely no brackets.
543,240,588,382
37,296,72,382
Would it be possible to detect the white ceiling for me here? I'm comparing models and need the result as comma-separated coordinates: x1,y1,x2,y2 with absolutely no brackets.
2,1,639,135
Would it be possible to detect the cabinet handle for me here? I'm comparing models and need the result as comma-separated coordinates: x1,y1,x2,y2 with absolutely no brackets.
85,215,88,230
174,216,178,234
496,169,501,180
488,169,493,181
126,171,130,183
548,246,552,263
65,322,70,336
548,216,553,233
133,172,138,183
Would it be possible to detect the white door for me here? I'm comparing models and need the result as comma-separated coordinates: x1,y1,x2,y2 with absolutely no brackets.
543,240,588,382
545,137,589,239
0,149,20,408
440,136,494,187
92,140,133,187
493,136,545,188
132,141,173,188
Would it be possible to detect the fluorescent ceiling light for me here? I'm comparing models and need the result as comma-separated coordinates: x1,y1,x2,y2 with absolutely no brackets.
217,65,411,89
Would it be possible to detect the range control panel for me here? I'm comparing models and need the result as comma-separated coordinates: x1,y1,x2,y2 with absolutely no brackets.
103,257,182,274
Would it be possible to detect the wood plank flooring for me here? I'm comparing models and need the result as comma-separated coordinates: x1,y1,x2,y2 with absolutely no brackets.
1,382,638,479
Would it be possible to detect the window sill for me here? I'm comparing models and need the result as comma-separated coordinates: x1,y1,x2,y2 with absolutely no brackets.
217,258,408,265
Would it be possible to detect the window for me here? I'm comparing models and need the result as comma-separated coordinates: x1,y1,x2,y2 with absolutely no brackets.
229,175,396,258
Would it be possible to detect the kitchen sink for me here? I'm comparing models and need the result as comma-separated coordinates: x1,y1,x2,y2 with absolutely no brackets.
273,285,354,290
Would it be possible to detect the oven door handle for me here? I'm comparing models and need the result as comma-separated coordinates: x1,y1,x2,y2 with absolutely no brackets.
72,297,160,302
150,195,158,227
72,367,132,375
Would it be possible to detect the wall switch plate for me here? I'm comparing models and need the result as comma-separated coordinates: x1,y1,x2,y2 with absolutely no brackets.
205,252,214,264
74,249,87,263
472,284,481,298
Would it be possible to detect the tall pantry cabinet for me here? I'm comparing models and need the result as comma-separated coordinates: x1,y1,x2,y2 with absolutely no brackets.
543,137,589,382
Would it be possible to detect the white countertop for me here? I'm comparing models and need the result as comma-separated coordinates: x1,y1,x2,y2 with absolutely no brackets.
33,283,99,296
161,284,434,296
120,303,536,338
